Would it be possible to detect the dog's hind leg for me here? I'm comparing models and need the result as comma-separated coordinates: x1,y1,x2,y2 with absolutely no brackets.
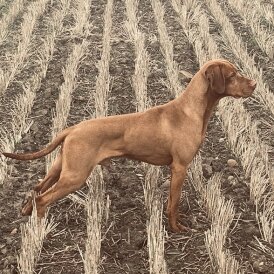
21,152,63,215
22,141,99,217
33,152,62,194
33,169,93,217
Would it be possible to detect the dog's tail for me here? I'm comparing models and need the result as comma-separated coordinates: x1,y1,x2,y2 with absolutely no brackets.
2,128,71,160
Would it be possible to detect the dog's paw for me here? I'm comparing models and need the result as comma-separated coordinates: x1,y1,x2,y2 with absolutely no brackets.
21,200,33,216
170,223,192,233
21,192,35,216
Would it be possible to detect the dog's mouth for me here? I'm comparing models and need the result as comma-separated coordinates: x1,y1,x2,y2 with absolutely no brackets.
243,90,254,97
233,90,254,99
233,95,241,99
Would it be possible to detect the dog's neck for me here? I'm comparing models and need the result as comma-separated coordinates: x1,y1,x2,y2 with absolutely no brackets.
178,73,222,138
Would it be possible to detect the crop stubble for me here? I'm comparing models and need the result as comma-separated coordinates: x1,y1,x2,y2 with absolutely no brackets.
0,0,274,273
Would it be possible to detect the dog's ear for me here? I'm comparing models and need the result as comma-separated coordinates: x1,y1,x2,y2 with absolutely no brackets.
204,64,225,94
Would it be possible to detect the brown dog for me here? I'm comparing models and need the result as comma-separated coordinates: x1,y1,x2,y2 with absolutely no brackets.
2,59,256,232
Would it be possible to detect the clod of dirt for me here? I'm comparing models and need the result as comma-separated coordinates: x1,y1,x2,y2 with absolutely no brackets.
227,159,238,167
245,223,260,237
37,109,48,116
43,88,52,98
136,238,147,250
202,164,213,179
5,237,13,245
253,258,269,273
3,255,17,268
227,176,242,189
10,228,17,235
1,247,7,255
150,39,159,49
30,123,40,133
2,269,14,274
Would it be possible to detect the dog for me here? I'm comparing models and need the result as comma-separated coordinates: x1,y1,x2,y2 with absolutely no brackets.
2,59,256,232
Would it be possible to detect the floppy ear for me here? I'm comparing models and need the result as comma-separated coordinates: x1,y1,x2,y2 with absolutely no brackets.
204,64,225,94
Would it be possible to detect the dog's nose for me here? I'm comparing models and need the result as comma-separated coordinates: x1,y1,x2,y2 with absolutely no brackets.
250,80,257,89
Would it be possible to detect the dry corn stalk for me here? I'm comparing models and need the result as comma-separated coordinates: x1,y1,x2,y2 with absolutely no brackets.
38,0,71,77
228,0,274,59
0,0,24,45
72,0,92,36
254,0,274,26
189,157,243,273
206,0,274,118
147,198,168,274
82,167,110,274
0,0,49,95
93,0,113,118
17,203,57,274
125,0,149,112
80,0,113,272
0,0,70,185
150,0,182,97
0,75,40,184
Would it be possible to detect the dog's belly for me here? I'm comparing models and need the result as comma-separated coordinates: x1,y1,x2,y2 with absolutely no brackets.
121,136,173,166
125,152,173,166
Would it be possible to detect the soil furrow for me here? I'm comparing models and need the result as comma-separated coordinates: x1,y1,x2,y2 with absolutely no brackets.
0,0,32,55
161,1,213,272
194,0,274,166
99,0,148,272
1,0,274,273
137,0,170,105
0,3,75,272
168,1,272,272
200,1,274,168
202,114,274,273
36,1,107,273
218,0,274,91
0,0,55,126
212,0,274,160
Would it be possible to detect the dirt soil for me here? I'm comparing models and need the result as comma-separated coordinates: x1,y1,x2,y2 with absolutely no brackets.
0,0,274,273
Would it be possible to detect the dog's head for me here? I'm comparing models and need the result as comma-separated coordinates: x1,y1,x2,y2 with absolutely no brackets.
202,59,256,98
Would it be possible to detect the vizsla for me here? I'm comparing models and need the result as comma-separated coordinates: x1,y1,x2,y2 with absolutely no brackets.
2,59,256,232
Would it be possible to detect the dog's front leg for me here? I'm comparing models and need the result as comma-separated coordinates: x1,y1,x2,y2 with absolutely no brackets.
167,163,190,232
